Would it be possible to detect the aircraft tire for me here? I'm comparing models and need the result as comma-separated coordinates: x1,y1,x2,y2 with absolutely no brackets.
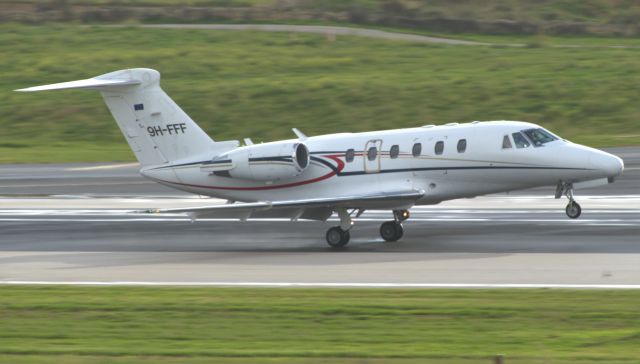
566,202,582,219
380,221,403,242
326,226,350,248
395,223,404,240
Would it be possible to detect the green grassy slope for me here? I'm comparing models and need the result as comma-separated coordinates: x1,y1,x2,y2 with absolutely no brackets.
1,286,640,363
8,0,640,27
1,24,639,163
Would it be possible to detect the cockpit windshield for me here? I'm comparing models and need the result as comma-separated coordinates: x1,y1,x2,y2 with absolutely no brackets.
522,128,558,147
512,132,530,148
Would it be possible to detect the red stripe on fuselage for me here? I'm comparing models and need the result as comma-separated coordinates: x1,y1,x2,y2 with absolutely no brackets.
155,154,344,191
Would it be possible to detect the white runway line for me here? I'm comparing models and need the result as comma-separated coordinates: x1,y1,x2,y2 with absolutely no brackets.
2,195,639,210
3,281,640,289
1,195,637,226
1,218,639,226
1,209,639,215
0,181,153,188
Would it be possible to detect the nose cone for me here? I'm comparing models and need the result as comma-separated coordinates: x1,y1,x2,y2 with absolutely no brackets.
589,151,624,177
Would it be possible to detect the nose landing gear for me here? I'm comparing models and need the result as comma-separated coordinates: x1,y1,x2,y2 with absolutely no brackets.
556,182,582,219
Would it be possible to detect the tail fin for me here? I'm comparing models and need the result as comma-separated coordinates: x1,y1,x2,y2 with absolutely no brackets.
16,68,220,166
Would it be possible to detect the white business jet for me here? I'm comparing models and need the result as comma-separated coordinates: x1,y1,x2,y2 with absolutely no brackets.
16,68,624,247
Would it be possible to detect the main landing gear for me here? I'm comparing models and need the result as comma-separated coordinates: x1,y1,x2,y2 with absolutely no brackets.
380,210,409,242
326,226,350,248
325,208,354,248
324,209,410,248
556,182,581,219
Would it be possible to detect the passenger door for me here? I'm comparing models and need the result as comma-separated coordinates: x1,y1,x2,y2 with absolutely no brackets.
364,139,382,173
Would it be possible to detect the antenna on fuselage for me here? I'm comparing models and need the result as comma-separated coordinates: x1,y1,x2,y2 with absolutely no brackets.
292,128,307,140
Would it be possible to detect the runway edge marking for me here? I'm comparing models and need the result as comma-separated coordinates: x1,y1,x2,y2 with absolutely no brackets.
2,281,640,289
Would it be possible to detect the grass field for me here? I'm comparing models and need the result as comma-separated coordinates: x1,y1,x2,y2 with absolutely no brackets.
9,0,640,26
1,286,640,363
1,24,639,163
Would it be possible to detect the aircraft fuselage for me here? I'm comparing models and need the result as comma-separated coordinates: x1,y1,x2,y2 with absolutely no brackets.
141,120,624,205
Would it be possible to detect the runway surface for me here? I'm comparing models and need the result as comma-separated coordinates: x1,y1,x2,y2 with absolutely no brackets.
0,147,638,287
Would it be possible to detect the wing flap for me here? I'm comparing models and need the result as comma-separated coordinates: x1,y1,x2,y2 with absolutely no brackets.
147,189,424,221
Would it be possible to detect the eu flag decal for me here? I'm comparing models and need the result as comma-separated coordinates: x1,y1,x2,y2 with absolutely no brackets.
134,103,144,111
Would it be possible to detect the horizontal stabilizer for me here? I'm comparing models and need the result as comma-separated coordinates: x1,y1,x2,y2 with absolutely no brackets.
15,77,140,92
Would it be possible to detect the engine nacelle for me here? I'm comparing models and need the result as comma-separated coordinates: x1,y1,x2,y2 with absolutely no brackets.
225,142,310,181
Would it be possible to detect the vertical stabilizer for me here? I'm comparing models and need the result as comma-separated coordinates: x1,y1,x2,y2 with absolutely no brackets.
16,68,217,166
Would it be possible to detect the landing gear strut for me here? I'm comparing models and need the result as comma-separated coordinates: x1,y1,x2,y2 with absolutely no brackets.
556,182,581,219
325,208,354,248
380,209,409,242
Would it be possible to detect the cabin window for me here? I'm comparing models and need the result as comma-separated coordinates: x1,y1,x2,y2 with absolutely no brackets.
457,139,467,153
502,135,512,149
390,145,399,159
412,143,422,157
512,132,530,148
367,146,377,161
434,141,444,155
345,148,355,162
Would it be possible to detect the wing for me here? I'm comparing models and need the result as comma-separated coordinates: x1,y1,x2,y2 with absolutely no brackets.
145,189,425,221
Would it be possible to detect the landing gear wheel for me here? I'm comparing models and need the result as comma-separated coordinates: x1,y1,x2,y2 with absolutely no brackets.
566,202,582,219
380,221,403,242
326,226,350,248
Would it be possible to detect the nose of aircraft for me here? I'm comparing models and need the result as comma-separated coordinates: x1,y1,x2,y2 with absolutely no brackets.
589,151,624,177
